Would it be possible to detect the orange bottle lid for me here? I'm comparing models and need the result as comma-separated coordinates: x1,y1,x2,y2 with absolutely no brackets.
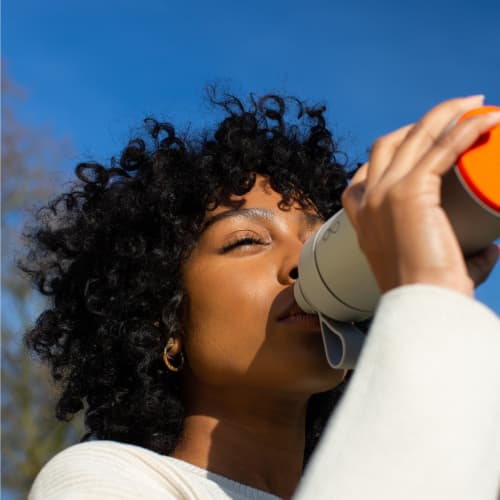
456,105,500,213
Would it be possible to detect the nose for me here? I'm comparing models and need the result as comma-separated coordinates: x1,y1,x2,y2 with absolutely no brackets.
277,215,321,285
278,238,302,285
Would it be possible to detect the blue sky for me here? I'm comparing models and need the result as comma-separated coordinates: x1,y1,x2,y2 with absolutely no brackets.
3,0,499,312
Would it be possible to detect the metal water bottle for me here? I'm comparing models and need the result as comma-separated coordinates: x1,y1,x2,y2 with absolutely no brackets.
294,105,500,368
442,105,500,255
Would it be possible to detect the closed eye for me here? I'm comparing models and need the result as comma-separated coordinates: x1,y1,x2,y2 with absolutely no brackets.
221,236,266,253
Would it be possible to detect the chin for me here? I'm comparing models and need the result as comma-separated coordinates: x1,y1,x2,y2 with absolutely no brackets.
291,358,347,395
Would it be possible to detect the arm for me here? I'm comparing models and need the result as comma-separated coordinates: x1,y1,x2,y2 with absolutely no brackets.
296,284,500,499
297,96,500,499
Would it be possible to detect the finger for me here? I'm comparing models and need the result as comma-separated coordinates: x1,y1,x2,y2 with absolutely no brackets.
350,162,368,185
466,244,500,287
410,110,500,179
341,163,368,214
364,124,414,193
379,95,485,186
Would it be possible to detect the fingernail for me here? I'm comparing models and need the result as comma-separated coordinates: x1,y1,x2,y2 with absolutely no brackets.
484,111,500,123
465,94,485,104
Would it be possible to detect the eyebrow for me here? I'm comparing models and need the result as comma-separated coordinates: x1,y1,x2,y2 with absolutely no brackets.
201,207,324,232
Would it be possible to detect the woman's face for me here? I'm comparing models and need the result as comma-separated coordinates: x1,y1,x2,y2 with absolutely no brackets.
181,176,345,397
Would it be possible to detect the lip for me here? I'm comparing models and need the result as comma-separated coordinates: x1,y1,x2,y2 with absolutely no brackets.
277,299,320,328
278,313,321,328
278,298,310,320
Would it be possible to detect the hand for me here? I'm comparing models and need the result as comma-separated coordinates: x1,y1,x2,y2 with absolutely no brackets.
342,96,500,297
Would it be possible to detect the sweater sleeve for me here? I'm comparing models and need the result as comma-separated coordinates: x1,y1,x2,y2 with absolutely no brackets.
295,284,500,500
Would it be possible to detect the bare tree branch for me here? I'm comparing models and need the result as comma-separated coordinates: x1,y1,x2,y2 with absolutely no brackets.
1,68,85,500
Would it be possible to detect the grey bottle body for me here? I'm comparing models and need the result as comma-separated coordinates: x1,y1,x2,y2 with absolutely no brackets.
294,166,500,368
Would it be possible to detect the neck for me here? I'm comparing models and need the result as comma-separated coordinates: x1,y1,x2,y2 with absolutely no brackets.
171,380,310,499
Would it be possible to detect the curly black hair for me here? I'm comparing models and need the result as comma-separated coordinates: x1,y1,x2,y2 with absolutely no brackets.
21,91,351,467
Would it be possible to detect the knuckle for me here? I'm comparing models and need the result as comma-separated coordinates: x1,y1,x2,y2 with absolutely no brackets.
351,162,368,182
403,122,421,139
341,185,355,209
362,190,383,213
340,188,350,206
370,136,388,154
434,132,461,158
341,185,364,215
434,112,489,158
411,122,438,145
386,182,409,204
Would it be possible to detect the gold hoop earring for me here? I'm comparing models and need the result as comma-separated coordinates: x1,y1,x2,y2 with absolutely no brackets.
163,338,185,372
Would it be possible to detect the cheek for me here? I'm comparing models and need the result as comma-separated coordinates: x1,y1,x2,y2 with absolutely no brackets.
182,260,275,381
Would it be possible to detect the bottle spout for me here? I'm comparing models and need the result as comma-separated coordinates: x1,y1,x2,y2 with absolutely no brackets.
319,313,366,369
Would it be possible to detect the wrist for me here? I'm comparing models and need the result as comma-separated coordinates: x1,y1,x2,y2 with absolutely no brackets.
397,271,474,298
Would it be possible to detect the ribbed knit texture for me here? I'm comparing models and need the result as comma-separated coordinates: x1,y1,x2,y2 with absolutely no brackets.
296,285,500,500
30,285,500,499
29,440,279,499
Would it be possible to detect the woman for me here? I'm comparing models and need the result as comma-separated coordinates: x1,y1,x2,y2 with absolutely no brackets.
25,92,500,499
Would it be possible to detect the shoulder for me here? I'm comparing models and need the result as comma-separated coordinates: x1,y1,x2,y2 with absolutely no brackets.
29,440,196,499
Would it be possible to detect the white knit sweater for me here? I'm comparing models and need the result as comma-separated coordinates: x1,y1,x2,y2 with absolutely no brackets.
29,285,500,499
